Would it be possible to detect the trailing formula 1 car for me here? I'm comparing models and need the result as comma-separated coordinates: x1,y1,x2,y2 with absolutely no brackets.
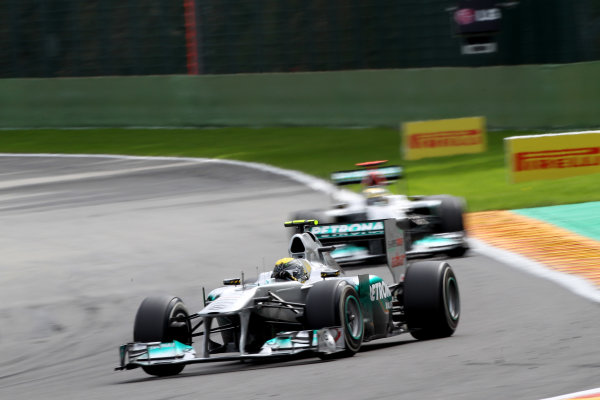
117,219,460,376
290,161,469,264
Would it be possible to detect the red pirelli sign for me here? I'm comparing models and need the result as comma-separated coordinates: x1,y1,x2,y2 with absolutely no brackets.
409,129,483,149
403,117,486,160
506,132,600,183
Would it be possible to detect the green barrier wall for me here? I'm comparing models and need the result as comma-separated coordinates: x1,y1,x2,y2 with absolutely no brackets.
1,62,599,130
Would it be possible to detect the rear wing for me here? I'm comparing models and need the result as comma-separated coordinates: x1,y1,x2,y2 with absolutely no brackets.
330,166,403,186
308,219,407,283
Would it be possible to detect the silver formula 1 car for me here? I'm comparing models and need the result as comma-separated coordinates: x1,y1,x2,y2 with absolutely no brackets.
291,161,469,264
117,219,460,376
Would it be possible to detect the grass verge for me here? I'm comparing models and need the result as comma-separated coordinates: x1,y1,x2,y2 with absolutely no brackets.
1,127,599,212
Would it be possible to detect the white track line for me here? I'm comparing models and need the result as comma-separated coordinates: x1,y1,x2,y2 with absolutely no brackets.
0,159,202,189
2,153,598,303
505,129,600,140
0,153,363,202
469,238,600,303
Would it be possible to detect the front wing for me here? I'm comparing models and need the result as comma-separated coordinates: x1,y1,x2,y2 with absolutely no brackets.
117,327,345,370
329,232,468,264
408,232,468,259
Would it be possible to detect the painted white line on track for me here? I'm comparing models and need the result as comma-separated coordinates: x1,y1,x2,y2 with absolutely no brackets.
0,153,363,202
2,153,598,305
0,158,202,189
469,238,600,303
505,129,600,140
540,387,600,400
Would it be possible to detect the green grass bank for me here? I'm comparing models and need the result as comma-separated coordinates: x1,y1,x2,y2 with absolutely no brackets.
1,127,599,212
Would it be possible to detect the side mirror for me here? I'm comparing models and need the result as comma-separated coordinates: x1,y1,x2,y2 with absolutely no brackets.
318,245,336,253
223,278,241,286
320,269,340,278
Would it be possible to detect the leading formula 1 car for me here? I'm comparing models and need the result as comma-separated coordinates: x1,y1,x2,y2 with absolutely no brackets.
290,161,469,264
117,219,460,376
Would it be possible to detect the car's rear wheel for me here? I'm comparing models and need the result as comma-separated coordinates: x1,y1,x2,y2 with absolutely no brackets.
404,261,460,340
427,195,466,233
305,280,363,359
425,195,469,257
133,295,192,376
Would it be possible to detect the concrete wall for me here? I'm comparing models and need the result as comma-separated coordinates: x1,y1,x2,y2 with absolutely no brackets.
1,61,599,129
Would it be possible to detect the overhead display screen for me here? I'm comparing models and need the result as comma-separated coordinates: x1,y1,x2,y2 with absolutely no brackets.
454,0,502,35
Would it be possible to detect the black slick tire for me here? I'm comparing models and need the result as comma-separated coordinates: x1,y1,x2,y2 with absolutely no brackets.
133,295,191,376
404,261,460,340
305,280,363,359
428,195,466,233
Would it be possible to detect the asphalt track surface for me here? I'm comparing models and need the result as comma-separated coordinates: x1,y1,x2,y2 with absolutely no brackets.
0,155,598,400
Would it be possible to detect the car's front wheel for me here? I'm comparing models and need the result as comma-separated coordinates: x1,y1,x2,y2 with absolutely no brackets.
133,295,192,376
305,280,363,359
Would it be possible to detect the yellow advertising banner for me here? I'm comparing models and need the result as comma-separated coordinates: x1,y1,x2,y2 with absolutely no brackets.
505,131,600,183
402,117,486,160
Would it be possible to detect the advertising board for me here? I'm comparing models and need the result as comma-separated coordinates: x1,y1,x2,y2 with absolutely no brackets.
402,116,486,160
505,131,600,183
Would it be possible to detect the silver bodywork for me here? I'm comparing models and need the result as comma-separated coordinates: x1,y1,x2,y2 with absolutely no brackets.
117,220,407,371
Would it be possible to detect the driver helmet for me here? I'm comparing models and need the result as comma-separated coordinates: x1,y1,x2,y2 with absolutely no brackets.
363,187,389,205
362,170,387,187
272,258,311,283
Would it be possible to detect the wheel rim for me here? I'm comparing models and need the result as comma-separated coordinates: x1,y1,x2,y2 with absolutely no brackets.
344,295,363,340
445,277,460,321
168,308,191,344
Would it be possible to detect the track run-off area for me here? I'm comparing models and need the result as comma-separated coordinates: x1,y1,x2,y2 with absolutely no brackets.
0,154,598,400
466,211,600,301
